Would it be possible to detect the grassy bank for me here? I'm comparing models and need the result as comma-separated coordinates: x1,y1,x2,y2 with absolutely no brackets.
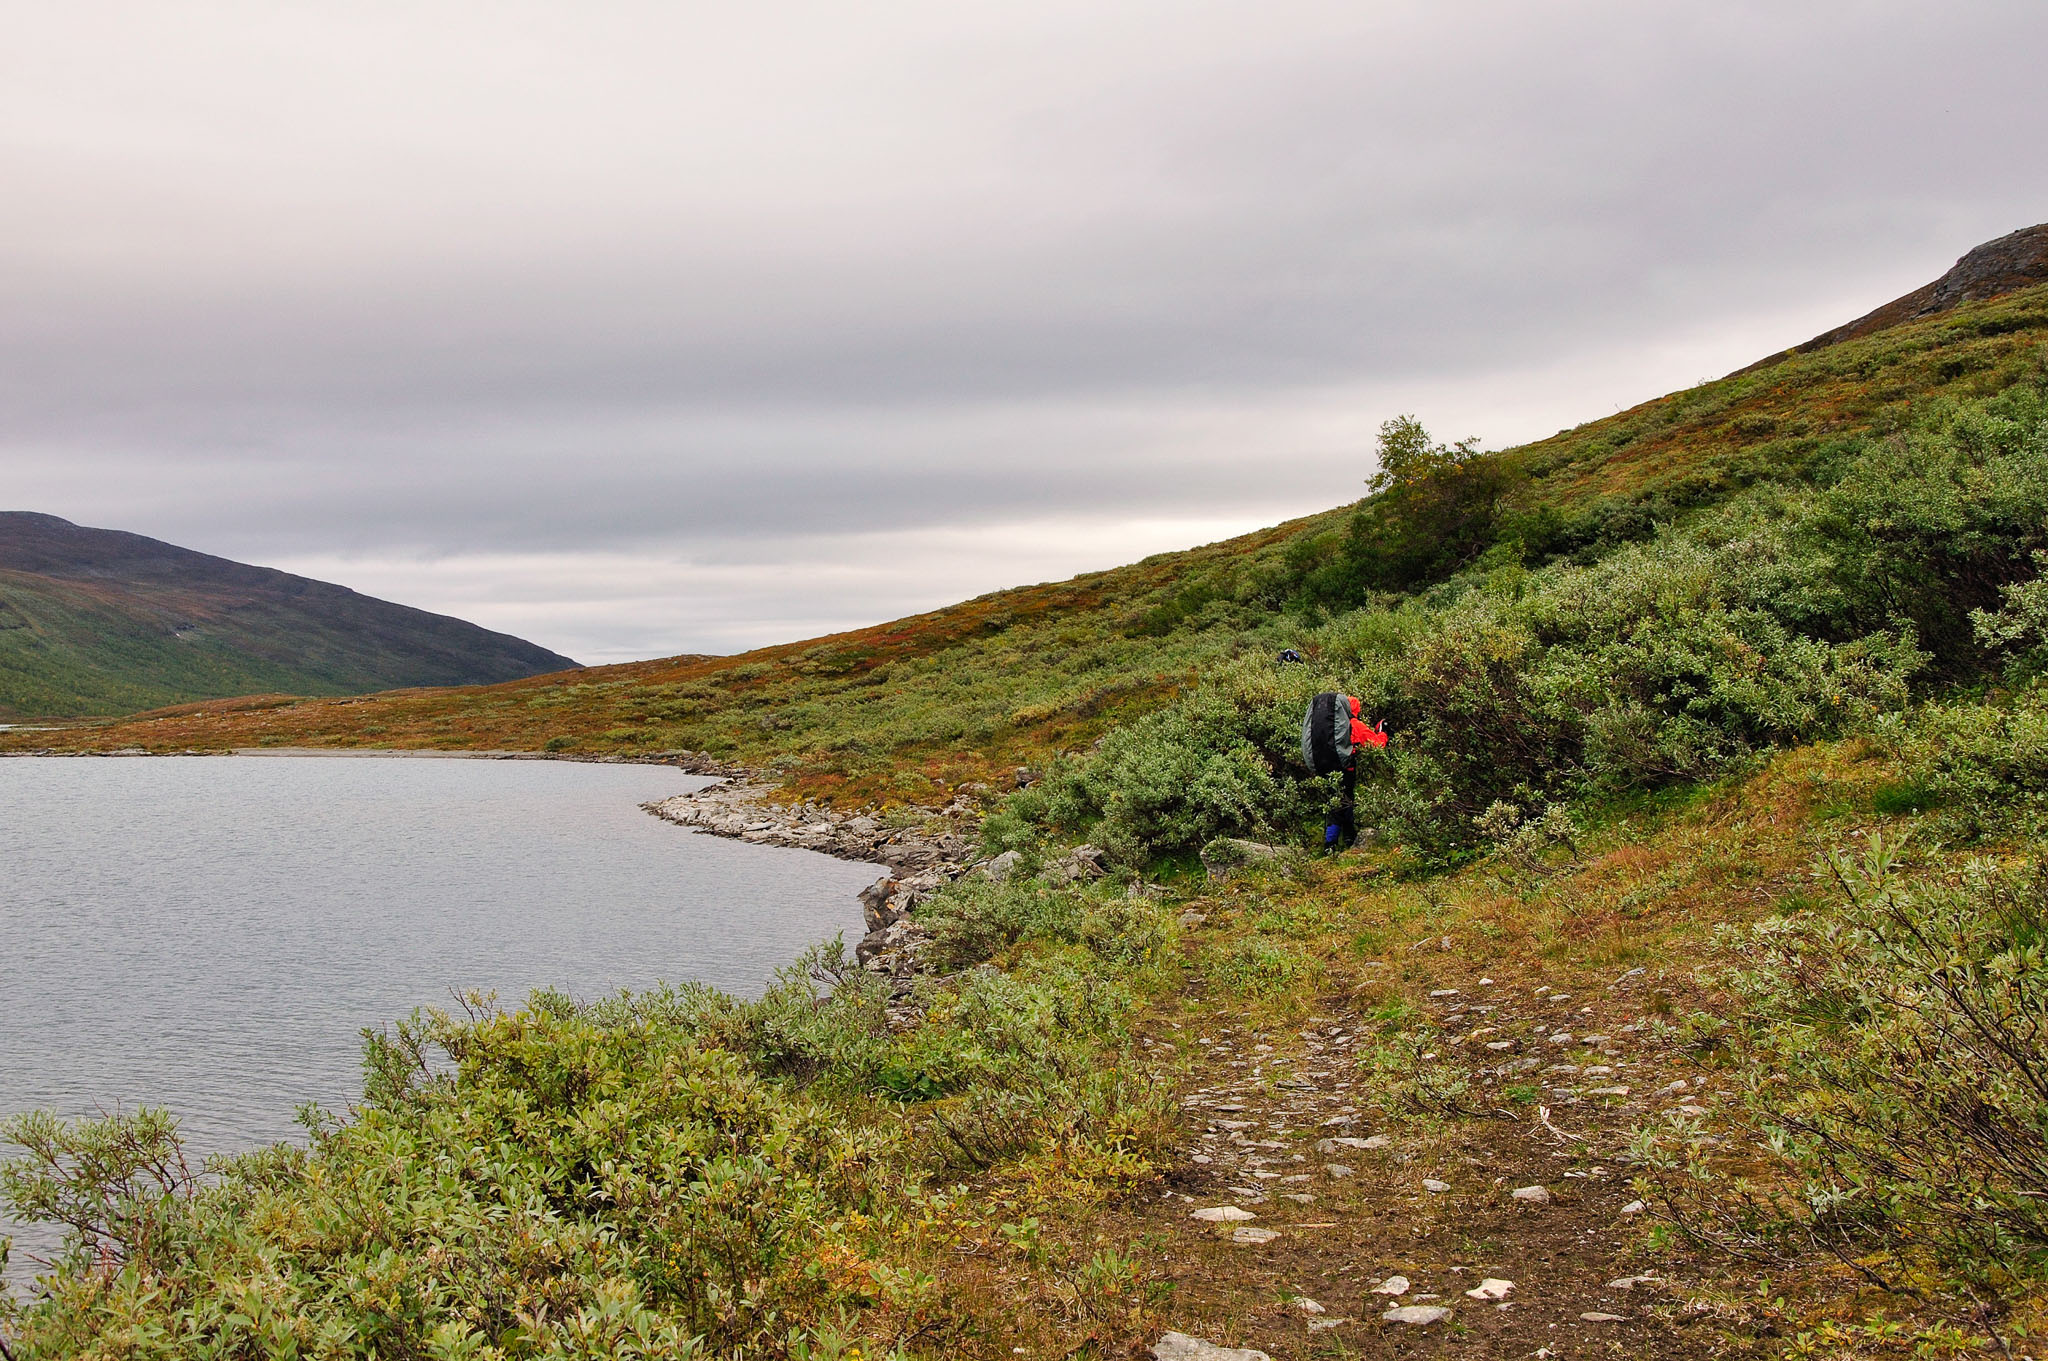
7,284,2045,807
6,286,2048,1357
8,722,2045,1356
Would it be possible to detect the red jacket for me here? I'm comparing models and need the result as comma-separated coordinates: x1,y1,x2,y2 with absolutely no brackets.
1346,696,1388,750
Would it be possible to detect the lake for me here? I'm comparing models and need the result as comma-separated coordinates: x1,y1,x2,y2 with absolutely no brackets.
0,754,876,1278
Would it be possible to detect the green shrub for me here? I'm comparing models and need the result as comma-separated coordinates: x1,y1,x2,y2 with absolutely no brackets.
3,994,895,1358
1027,656,1331,861
1888,686,2048,842
996,389,2048,861
917,878,1088,970
1810,386,2048,674
1972,549,2048,680
0,945,1171,1356
902,963,1169,1175
1355,1028,1478,1121
1201,935,1319,996
1077,894,1180,970
1719,835,2048,1296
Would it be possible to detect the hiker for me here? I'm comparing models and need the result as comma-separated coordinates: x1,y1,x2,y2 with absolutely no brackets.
1300,691,1387,850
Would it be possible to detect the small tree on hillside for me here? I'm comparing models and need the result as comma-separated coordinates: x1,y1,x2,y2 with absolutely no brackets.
1367,414,1486,495
1337,415,1506,592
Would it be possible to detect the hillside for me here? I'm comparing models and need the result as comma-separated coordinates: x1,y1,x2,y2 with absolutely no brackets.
8,230,2048,1359
0,513,580,720
10,231,2046,801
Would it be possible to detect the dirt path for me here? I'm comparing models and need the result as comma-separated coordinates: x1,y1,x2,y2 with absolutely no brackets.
1109,962,1726,1359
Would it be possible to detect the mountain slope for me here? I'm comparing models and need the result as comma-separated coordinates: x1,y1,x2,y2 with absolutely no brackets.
0,514,580,719
10,230,2048,1358
1740,220,2048,370
8,228,2046,792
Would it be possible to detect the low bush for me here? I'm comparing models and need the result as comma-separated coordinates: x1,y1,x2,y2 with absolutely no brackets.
1017,656,1332,862
0,917,1178,1357
916,878,1089,971
1200,934,1320,996
999,385,2048,862
1973,549,2048,681
1713,836,2048,1299
3,996,894,1358
1882,685,2048,843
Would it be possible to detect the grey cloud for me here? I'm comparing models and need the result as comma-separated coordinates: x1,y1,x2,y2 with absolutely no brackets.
3,1,2044,654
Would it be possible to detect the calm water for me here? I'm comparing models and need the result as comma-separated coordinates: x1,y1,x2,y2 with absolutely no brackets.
0,755,875,1277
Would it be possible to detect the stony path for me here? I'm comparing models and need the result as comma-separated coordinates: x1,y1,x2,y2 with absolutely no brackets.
1115,961,1727,1359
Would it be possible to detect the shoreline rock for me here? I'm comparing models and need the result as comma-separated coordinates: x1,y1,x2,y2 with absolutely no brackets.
643,779,982,986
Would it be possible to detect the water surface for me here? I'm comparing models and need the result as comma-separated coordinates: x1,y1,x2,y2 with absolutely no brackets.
0,755,874,1274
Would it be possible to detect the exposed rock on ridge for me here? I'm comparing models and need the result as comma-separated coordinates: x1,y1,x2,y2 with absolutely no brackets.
1741,222,2048,373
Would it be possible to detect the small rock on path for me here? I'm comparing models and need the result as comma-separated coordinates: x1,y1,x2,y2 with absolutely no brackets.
1150,1332,1272,1361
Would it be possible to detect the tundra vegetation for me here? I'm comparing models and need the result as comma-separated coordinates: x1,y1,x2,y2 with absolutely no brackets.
6,283,2048,1357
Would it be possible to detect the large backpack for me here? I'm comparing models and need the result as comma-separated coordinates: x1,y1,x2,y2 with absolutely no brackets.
1301,692,1386,775
1302,692,1357,775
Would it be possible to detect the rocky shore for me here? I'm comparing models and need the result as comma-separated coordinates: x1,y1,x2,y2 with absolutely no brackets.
642,778,988,984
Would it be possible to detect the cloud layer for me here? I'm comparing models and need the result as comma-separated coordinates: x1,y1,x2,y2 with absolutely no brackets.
5,1,2044,661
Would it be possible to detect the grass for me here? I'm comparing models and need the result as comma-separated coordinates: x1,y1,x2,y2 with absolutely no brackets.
7,278,2048,1357
8,282,2046,813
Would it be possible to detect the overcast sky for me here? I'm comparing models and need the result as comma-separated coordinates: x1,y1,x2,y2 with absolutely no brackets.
5,2,2044,663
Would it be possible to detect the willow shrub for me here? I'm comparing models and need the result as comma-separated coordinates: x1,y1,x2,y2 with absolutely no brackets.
1811,385,2048,675
988,655,1334,863
994,383,2048,865
1006,513,1924,864
2,996,895,1359
1716,836,2048,1296
1,891,1184,1359
1876,685,2048,844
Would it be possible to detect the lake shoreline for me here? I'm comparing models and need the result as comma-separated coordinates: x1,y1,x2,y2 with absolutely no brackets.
0,745,745,774
3,755,881,1289
643,779,989,987
0,741,981,989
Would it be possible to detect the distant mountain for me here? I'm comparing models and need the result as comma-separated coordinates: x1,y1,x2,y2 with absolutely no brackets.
0,514,579,719
17,224,2043,776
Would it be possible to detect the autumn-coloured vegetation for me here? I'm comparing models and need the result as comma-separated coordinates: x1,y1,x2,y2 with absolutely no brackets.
7,281,2048,1357
9,283,2045,804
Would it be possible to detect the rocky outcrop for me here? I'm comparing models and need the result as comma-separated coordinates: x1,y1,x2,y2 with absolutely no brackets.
1045,843,1110,883
643,780,983,985
1741,222,2048,374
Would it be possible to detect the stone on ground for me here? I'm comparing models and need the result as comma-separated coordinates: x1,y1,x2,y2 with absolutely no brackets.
1190,1206,1256,1222
1465,1278,1514,1300
1382,1305,1453,1325
1232,1226,1280,1244
1370,1274,1410,1296
975,849,1024,882
1511,1184,1551,1203
1150,1332,1272,1361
